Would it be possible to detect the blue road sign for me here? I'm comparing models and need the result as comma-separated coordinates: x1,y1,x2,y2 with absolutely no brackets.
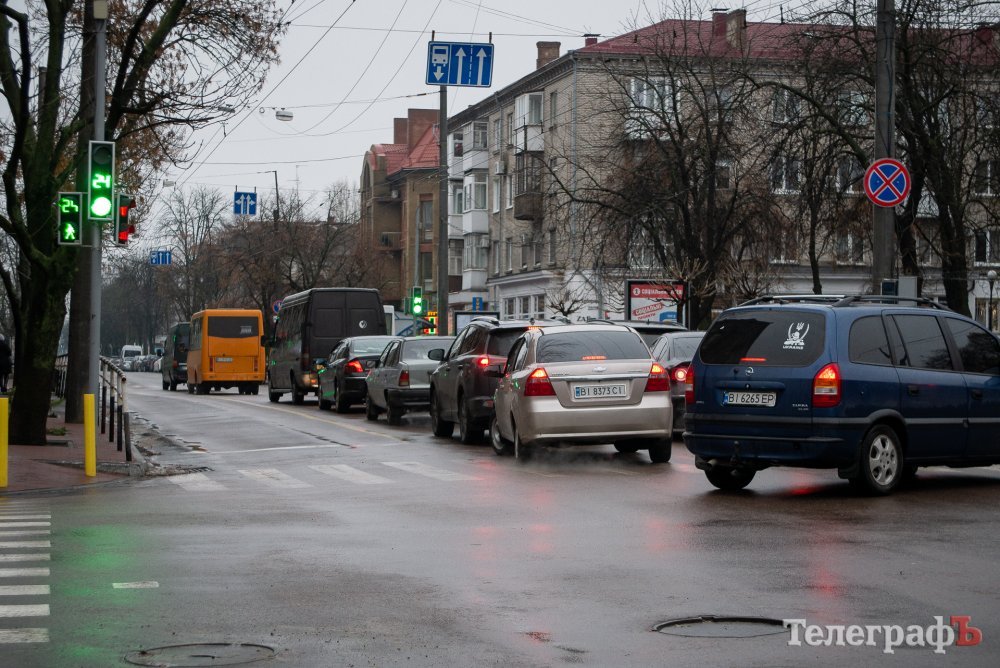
426,41,494,87
234,191,258,216
150,250,172,266
864,158,911,208
471,296,484,311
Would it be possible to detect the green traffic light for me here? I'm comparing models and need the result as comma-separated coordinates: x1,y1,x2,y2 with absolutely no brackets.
61,223,78,242
90,195,112,217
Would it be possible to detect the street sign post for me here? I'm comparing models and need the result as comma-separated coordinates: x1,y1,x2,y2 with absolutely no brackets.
426,41,494,87
233,191,258,216
864,158,911,208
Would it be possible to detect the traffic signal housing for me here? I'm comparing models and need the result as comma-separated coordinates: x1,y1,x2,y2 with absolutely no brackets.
423,311,437,336
115,194,135,246
56,192,83,246
411,286,424,316
88,140,115,220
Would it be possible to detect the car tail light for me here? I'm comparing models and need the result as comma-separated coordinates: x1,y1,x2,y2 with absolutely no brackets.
398,369,410,387
524,367,555,396
346,358,365,374
685,365,695,405
671,364,688,384
812,363,841,408
477,356,491,367
644,362,670,392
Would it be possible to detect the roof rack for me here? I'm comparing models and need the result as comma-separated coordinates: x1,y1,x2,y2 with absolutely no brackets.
832,295,951,310
739,295,846,306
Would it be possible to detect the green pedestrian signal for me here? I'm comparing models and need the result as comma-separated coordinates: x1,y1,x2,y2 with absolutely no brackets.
411,286,424,316
88,140,115,220
57,192,84,246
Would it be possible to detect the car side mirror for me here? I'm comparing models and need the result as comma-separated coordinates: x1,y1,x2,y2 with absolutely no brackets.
428,348,444,361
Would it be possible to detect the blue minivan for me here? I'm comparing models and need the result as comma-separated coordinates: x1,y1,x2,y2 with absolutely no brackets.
684,296,1000,494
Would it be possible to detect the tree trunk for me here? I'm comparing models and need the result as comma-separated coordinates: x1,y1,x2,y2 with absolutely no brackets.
938,210,971,316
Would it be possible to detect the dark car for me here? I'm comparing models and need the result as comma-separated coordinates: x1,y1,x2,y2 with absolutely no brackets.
429,317,563,444
649,331,706,434
588,319,687,348
684,295,1000,494
316,335,398,412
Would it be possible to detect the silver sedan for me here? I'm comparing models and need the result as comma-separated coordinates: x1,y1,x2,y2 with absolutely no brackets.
489,324,673,462
365,336,454,425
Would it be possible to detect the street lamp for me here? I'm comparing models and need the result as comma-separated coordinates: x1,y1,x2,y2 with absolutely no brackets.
988,269,997,331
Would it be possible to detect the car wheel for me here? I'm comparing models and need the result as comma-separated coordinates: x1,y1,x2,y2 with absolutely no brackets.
251,385,259,396
457,397,481,444
513,421,532,461
169,380,178,392
429,390,454,438
647,441,672,463
386,402,403,426
849,425,903,495
365,394,379,421
292,387,305,405
705,466,755,491
613,442,640,454
268,390,281,403
334,382,350,413
161,379,169,391
490,416,513,456
196,382,210,395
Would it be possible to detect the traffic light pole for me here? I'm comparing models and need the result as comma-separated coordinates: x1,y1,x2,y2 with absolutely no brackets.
437,85,449,335
87,5,107,397
873,0,896,292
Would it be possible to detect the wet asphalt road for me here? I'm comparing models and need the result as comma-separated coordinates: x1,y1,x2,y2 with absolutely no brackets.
2,371,999,666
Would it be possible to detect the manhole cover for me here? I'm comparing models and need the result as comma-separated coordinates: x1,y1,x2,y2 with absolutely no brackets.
124,643,275,667
654,615,787,638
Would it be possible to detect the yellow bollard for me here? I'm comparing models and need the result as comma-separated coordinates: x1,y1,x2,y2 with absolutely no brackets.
84,393,96,477
0,397,7,488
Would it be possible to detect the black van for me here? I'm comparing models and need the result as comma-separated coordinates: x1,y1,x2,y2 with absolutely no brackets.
267,288,386,403
160,322,190,391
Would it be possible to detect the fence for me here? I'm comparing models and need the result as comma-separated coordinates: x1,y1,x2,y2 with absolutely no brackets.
51,354,131,461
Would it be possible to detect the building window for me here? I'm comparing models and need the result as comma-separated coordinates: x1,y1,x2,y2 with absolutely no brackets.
514,92,543,128
515,153,542,195
451,185,464,215
837,157,864,193
772,89,800,124
492,177,501,212
506,175,514,208
520,235,530,268
452,132,463,158
463,173,487,211
463,233,488,270
549,91,558,128
974,229,1000,265
770,155,801,194
472,121,488,150
974,160,998,196
534,294,546,320
505,237,513,271
533,235,543,266
716,160,732,190
418,199,434,241
493,118,501,150
836,231,866,265
504,297,515,318
448,239,463,275
419,251,433,283
770,228,799,264
837,90,867,127
520,296,531,317
492,240,500,274
506,112,513,144
630,77,676,114
547,228,557,264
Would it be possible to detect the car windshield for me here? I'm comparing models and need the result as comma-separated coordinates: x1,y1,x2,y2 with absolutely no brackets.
670,335,704,358
402,339,450,360
536,331,649,362
699,310,825,366
350,337,396,355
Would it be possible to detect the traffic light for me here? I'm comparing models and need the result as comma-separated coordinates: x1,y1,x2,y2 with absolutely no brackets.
411,286,424,316
88,140,115,220
115,193,135,246
56,192,83,246
423,311,437,335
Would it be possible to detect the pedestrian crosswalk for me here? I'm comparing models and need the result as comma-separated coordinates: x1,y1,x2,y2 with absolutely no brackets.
0,500,51,645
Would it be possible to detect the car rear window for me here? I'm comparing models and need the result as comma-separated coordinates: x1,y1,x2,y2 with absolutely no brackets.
402,339,449,360
350,337,397,355
207,316,259,338
699,311,826,366
671,335,704,358
536,331,650,362
487,329,527,357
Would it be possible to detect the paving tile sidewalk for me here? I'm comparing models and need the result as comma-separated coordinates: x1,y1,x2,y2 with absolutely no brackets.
1,398,142,495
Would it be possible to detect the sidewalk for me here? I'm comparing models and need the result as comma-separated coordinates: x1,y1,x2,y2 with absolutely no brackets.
1,399,143,495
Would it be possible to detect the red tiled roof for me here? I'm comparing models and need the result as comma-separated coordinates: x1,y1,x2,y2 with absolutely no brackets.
400,122,440,171
367,143,408,175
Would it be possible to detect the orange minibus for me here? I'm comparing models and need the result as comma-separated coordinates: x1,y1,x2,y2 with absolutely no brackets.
186,308,266,395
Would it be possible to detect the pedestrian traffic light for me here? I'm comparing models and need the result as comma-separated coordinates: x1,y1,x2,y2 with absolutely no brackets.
115,193,135,246
88,140,115,220
411,286,424,316
56,192,83,246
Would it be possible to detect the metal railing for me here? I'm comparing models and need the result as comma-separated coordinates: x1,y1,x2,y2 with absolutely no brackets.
100,357,132,461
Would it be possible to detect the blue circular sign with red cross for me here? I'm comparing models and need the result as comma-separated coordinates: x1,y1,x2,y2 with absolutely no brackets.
864,158,911,208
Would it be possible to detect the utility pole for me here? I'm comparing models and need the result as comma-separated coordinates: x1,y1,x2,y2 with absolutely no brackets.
437,85,449,335
873,0,897,292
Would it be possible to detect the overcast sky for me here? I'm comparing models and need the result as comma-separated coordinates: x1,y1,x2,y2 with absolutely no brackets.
166,0,657,214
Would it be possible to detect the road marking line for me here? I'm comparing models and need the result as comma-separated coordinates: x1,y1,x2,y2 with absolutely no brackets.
0,585,49,596
217,396,406,442
0,531,50,538
382,462,481,481
166,473,226,491
591,467,638,476
521,470,566,478
0,523,50,528
214,444,343,455
0,516,50,521
0,604,49,617
0,542,50,549
309,464,392,485
0,555,49,563
237,469,312,488
0,628,48,643
112,582,159,589
0,569,49,578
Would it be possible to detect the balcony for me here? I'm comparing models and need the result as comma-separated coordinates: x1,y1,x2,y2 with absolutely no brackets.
378,231,402,251
513,192,542,221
